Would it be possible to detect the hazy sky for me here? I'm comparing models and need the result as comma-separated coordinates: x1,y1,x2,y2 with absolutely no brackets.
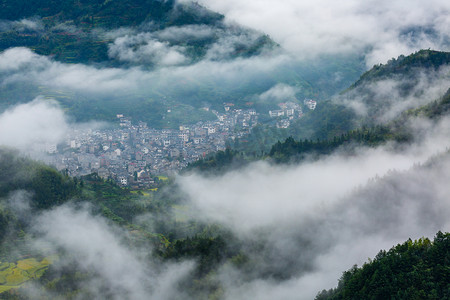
192,0,450,66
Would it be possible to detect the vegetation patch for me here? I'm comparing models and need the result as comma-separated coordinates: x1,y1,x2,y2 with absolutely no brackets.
0,257,53,294
157,176,169,182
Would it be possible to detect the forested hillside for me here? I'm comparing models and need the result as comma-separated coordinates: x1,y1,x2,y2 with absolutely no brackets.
316,232,450,300
188,83,450,173
349,50,450,89
0,148,243,298
0,0,253,64
0,149,78,211
231,50,450,154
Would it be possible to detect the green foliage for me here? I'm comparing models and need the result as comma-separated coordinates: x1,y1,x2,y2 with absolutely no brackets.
0,149,80,261
0,257,52,294
0,0,240,65
184,148,251,175
405,88,450,119
70,173,176,232
269,124,409,163
78,173,155,225
298,102,358,140
0,148,79,210
164,233,239,276
30,261,93,299
235,102,359,155
30,167,78,210
316,232,450,300
233,124,288,155
349,50,450,90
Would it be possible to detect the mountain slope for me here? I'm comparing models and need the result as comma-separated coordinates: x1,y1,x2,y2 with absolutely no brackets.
236,49,450,153
0,0,222,27
339,49,450,125
0,0,271,65
316,232,450,300
0,0,366,128
349,50,450,89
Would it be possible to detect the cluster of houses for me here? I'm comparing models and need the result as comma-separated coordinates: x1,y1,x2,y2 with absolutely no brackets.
268,101,304,128
41,99,317,188
45,105,260,188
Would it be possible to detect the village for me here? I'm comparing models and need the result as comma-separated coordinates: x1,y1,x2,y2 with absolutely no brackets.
45,101,308,189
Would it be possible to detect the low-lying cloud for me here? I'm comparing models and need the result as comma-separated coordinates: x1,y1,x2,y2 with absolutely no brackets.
0,47,290,97
1,193,195,300
177,114,450,299
32,204,194,300
2,89,450,300
0,96,104,158
0,98,68,152
108,33,188,66
0,18,44,33
336,65,450,123
191,0,450,66
154,24,216,42
258,83,299,103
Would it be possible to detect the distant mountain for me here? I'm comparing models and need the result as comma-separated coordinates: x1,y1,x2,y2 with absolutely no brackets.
339,49,450,125
0,0,221,27
314,50,450,126
0,0,366,128
349,50,450,90
0,0,273,65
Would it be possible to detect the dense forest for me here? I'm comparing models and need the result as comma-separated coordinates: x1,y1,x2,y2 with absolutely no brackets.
349,50,450,90
0,0,231,64
316,232,450,300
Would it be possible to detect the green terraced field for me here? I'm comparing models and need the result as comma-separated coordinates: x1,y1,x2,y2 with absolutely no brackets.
0,257,55,294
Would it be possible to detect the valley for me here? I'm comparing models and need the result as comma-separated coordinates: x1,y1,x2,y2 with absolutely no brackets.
0,0,449,299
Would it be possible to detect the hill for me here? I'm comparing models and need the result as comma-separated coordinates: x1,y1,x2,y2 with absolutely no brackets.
339,49,450,125
0,0,253,65
316,232,450,300
0,149,240,298
267,87,450,163
349,50,450,89
231,49,450,154
188,50,450,172
0,0,366,128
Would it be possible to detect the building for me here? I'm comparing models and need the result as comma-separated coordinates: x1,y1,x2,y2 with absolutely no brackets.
269,110,285,117
304,99,317,110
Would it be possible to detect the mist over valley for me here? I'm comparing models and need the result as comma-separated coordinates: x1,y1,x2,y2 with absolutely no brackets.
0,0,449,299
